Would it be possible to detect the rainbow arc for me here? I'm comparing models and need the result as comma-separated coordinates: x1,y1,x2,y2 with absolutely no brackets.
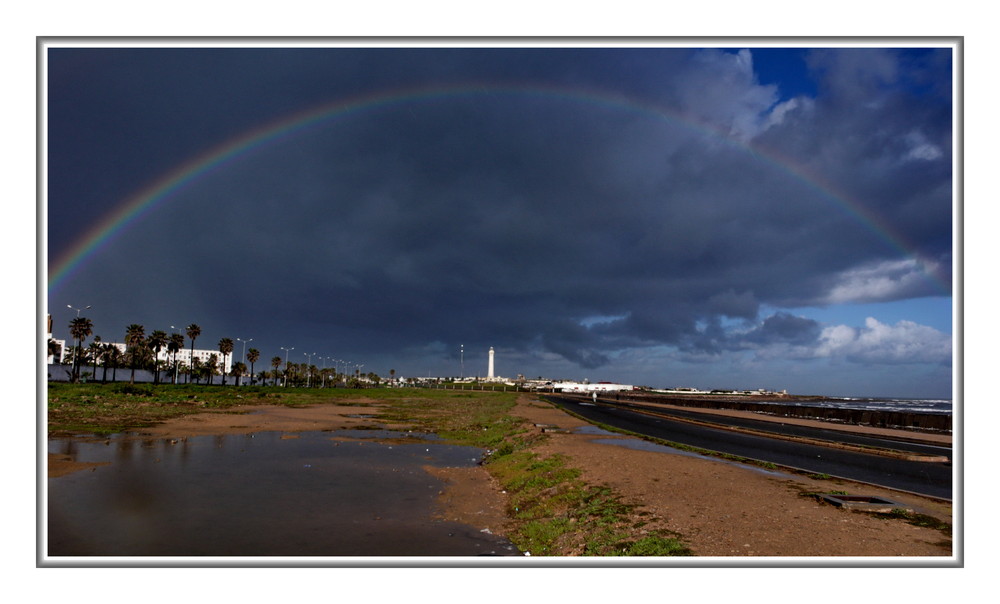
47,83,952,297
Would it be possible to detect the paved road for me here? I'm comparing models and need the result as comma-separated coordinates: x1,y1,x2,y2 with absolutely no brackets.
613,399,952,459
543,394,953,500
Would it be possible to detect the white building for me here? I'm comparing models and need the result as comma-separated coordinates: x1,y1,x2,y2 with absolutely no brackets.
66,342,233,374
46,315,66,364
488,347,495,379
552,381,633,393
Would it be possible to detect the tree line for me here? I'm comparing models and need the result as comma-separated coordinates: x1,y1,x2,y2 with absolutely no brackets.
50,316,382,388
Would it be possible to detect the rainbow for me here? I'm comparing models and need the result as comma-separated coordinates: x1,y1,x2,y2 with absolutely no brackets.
47,82,952,296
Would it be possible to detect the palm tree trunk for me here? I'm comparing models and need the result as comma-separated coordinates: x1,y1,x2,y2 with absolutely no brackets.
72,341,81,383
189,341,196,384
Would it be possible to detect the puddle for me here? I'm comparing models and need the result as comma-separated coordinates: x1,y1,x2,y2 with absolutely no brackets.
47,430,519,557
574,425,619,436
588,437,792,478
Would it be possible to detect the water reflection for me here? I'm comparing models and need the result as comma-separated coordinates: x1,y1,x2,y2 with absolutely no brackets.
48,430,518,557
599,438,792,477
576,426,793,478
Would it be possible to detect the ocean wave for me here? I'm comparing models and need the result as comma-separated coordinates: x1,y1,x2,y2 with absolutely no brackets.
753,398,952,415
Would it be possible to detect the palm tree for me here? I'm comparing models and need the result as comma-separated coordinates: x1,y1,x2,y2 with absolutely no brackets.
99,342,116,383
205,354,219,385
124,324,146,383
47,338,63,365
190,357,203,384
148,330,168,385
87,336,103,381
271,356,282,387
106,344,122,382
247,348,260,385
231,362,247,386
167,333,185,384
218,338,234,385
68,316,93,383
185,324,201,384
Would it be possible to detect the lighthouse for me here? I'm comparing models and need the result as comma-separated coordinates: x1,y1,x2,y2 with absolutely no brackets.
488,347,495,379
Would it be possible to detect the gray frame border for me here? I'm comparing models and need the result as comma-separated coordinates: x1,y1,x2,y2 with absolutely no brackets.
36,35,963,570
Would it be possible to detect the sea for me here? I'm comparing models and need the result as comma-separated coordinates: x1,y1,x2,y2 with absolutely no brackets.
753,397,953,416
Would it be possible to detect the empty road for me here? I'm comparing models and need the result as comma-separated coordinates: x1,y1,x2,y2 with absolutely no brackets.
543,394,953,500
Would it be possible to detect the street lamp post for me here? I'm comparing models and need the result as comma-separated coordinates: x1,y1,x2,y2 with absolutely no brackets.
66,304,92,382
281,347,294,387
304,352,315,387
237,338,253,385
237,338,253,361
67,304,91,317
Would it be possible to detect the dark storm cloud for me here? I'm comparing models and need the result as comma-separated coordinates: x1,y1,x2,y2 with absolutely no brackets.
47,45,953,385
748,312,822,346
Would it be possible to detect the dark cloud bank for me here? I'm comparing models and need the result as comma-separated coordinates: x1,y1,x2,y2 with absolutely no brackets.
47,46,954,396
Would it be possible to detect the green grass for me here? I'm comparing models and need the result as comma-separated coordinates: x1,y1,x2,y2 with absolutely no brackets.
884,509,953,537
46,382,373,434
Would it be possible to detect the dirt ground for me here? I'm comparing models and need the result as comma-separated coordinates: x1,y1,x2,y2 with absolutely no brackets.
48,395,954,558
508,396,952,557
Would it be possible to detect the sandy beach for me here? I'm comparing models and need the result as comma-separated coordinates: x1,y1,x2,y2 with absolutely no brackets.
48,394,953,558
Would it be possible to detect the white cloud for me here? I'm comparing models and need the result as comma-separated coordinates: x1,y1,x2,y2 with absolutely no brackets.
822,257,943,304
675,49,781,142
902,130,944,162
815,317,951,365
758,97,808,133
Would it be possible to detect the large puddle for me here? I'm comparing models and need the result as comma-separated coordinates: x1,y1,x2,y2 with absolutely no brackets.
574,425,793,478
47,430,519,557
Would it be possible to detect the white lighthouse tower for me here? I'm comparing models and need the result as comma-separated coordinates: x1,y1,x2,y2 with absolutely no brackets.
488,347,495,379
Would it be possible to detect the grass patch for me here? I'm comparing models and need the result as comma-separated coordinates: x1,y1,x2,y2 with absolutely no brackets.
46,382,381,434
884,509,953,537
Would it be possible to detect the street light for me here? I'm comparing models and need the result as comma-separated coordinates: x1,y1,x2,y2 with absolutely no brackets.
169,325,179,384
67,304,91,317
281,346,294,387
237,338,253,360
317,357,327,387
304,352,315,387
66,304,92,380
237,338,253,384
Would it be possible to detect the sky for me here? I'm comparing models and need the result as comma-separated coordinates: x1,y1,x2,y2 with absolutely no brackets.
44,42,956,398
